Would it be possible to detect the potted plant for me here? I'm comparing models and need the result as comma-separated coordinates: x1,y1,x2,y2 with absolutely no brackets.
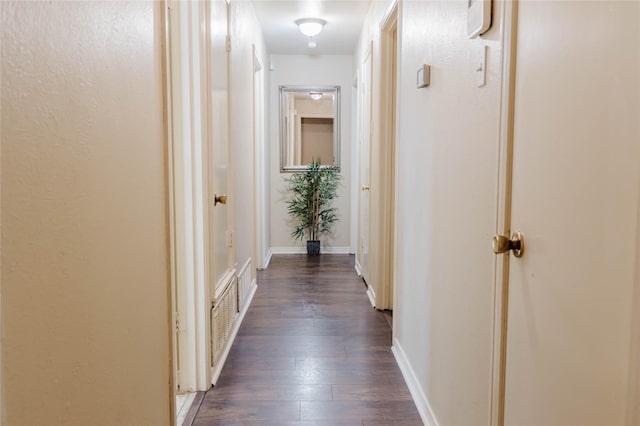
284,160,341,255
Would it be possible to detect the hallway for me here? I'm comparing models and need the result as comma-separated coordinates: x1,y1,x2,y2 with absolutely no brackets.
190,255,422,425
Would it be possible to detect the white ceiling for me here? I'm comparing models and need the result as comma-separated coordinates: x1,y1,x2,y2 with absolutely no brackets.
251,0,372,55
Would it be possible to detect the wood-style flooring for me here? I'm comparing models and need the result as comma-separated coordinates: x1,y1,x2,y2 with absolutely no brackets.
190,254,422,426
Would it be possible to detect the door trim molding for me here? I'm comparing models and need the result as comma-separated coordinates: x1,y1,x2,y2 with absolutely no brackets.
628,176,640,425
166,0,213,394
162,0,178,421
375,0,399,311
490,1,519,425
252,44,267,272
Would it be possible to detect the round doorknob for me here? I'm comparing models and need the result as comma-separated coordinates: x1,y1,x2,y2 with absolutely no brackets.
214,194,227,206
492,231,524,257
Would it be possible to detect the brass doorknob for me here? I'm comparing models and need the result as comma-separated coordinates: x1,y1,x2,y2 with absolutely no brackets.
361,185,370,191
492,231,524,257
214,194,227,206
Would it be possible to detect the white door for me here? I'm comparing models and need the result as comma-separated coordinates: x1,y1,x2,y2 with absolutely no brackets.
208,0,233,296
502,1,640,424
358,45,373,284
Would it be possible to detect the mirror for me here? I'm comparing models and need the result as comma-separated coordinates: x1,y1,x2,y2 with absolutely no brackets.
279,85,340,172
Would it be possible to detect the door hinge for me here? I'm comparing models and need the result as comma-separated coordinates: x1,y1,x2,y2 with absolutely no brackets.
175,315,180,331
225,35,231,52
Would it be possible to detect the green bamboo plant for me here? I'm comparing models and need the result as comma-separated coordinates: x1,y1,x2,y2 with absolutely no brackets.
284,160,341,242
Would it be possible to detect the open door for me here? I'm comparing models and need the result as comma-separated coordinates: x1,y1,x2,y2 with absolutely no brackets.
357,43,373,288
496,1,640,424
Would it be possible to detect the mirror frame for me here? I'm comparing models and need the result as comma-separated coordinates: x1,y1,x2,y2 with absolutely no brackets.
279,85,341,172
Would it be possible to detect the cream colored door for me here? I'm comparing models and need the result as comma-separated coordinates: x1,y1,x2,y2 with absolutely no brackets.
208,0,233,296
358,45,373,284
502,1,640,424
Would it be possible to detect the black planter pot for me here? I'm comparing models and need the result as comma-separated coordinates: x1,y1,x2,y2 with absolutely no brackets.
306,240,320,256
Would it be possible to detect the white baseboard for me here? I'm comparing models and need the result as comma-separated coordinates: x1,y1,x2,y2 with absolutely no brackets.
211,279,257,386
270,246,351,255
392,339,439,426
366,284,376,308
263,248,273,269
355,260,362,276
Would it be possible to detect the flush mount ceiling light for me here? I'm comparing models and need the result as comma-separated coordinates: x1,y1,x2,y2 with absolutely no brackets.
309,92,323,101
295,18,327,37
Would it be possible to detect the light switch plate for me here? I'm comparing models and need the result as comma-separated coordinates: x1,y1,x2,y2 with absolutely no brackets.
417,64,430,88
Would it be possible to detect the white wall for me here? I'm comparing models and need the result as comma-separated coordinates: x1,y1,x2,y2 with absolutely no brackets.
1,2,171,425
355,0,507,424
229,1,268,273
269,55,353,252
395,3,505,423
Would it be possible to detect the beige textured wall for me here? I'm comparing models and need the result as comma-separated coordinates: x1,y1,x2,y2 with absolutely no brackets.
1,2,171,425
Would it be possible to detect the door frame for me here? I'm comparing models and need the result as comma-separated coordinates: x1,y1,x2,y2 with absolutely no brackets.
631,191,640,425
252,45,266,270
163,0,179,422
490,1,518,424
376,0,399,311
165,0,214,394
350,73,359,255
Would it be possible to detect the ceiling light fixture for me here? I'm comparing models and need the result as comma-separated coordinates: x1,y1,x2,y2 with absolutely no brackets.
309,92,323,101
295,18,327,37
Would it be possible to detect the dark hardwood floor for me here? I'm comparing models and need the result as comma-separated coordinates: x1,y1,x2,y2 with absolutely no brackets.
191,254,423,426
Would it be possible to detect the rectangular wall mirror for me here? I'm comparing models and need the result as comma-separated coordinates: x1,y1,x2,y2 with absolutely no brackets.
279,85,340,172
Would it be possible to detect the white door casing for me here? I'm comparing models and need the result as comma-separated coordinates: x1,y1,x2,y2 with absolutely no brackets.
377,1,399,311
167,0,234,395
167,0,212,393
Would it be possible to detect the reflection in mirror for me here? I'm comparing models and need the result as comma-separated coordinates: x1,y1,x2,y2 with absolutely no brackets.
280,85,340,172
